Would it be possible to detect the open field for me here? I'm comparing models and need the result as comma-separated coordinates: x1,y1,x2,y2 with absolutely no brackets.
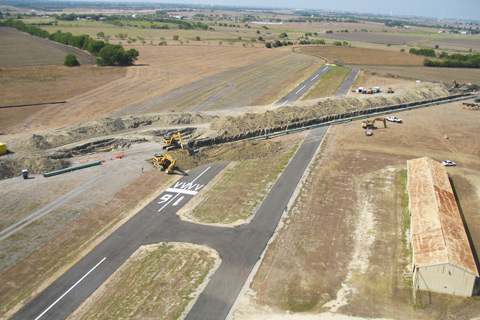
421,38,480,52
233,101,480,320
354,65,480,85
320,31,429,45
0,65,126,129
0,43,322,135
0,27,95,67
298,46,425,65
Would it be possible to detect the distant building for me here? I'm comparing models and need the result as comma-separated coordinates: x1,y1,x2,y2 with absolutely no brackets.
408,157,478,297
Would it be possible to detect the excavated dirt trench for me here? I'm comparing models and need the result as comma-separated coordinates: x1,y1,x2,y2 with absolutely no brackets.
0,82,465,179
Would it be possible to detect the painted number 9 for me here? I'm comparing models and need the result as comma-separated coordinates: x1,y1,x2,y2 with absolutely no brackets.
158,194,173,204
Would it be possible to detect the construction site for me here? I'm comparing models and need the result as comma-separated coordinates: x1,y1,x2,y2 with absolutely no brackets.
1,6,480,320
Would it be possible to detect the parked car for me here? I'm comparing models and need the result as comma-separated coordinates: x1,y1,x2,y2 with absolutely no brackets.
386,116,402,123
442,160,456,166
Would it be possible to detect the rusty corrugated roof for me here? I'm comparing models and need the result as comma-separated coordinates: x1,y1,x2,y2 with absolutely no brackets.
407,157,478,276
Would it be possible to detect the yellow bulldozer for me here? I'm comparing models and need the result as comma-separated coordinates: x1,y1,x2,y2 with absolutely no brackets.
152,153,176,174
163,132,184,151
362,117,387,129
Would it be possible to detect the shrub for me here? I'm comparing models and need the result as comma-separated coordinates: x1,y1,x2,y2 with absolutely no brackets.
64,54,80,67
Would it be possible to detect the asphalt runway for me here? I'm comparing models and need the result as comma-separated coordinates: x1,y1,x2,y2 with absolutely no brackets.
335,68,360,97
275,65,333,106
11,127,328,320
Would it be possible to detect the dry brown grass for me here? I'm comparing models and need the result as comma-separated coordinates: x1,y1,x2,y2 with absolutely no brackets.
354,65,480,85
298,46,425,65
2,45,322,135
68,243,217,320
0,169,174,319
188,146,297,224
0,65,126,131
235,101,480,319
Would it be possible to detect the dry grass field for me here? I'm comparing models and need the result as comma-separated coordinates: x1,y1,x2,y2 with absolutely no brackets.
1,45,321,135
355,65,480,85
0,27,95,67
298,45,425,65
68,243,219,320
320,31,429,45
233,101,480,320
0,65,126,130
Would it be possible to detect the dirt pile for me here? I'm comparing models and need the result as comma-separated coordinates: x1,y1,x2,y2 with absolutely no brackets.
19,113,216,151
211,82,450,137
157,139,285,172
0,156,70,179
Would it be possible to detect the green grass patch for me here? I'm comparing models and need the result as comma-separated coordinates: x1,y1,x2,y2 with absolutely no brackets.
302,65,351,100
190,148,296,224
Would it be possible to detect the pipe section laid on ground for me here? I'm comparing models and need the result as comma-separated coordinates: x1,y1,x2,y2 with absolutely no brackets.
43,161,102,178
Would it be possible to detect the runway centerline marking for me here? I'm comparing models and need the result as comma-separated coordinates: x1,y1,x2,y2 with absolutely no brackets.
35,257,107,320
281,100,288,106
322,66,328,71
311,74,319,81
295,85,306,95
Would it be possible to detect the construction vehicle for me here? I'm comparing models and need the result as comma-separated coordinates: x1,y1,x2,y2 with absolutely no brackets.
387,88,394,94
453,80,459,88
362,117,387,129
152,153,176,173
163,132,184,150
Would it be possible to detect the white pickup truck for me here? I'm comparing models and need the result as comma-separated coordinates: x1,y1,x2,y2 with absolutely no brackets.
386,116,402,123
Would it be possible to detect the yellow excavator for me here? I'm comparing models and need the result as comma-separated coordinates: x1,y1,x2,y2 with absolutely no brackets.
362,117,387,129
453,80,459,89
152,153,176,174
163,132,183,151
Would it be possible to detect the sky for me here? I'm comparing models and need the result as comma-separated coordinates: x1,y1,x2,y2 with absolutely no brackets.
109,0,480,20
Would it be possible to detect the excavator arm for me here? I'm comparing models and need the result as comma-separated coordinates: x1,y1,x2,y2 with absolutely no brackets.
163,132,183,150
362,117,387,129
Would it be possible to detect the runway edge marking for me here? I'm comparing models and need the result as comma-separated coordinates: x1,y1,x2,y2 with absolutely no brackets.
35,257,107,320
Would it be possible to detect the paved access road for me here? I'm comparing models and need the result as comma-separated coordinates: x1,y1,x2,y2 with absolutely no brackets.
276,65,333,106
335,68,359,97
11,127,328,320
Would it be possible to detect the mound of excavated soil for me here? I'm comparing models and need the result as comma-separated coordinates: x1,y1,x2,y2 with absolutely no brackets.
158,139,285,172
211,82,450,137
0,156,70,179
19,113,217,151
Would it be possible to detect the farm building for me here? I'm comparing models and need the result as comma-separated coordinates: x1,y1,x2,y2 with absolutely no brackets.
407,157,478,297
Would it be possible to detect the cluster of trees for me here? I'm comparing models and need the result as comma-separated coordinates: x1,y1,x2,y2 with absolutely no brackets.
265,40,293,48
298,39,326,45
0,19,138,66
424,53,480,68
333,41,349,46
409,48,436,57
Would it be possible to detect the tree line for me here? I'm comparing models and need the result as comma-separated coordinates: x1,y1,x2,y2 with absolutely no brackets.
409,48,436,58
424,53,480,68
0,19,138,66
